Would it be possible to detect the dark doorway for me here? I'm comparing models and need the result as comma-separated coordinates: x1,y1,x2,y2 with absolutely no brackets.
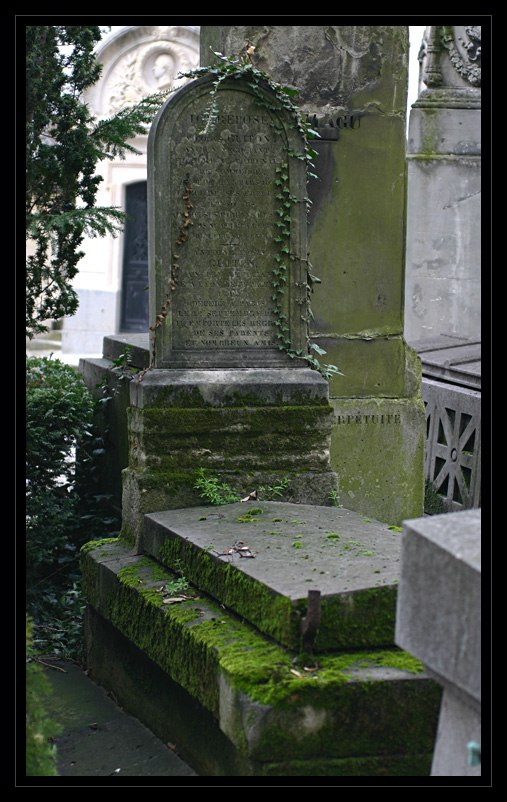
120,181,149,332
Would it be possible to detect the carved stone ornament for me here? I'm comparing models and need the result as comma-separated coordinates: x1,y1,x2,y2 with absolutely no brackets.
88,26,200,118
442,25,481,87
420,26,444,88
420,26,481,90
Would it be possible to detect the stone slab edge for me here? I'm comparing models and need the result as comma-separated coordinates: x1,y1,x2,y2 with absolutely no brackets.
81,537,441,767
142,501,403,652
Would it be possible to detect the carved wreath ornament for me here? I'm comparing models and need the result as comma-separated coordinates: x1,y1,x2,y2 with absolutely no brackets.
443,25,481,87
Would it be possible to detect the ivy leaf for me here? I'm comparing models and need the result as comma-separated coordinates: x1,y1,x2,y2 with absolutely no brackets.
281,86,300,97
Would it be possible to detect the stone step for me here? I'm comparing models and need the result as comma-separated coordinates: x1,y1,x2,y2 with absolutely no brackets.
81,535,441,776
143,501,402,653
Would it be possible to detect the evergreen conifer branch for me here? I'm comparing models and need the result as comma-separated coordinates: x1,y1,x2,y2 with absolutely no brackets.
25,25,174,338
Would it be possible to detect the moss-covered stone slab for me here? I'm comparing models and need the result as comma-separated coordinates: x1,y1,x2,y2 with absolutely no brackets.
81,538,441,775
142,501,404,651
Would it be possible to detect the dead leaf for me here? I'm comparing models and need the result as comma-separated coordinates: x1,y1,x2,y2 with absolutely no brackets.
241,490,258,502
162,596,187,604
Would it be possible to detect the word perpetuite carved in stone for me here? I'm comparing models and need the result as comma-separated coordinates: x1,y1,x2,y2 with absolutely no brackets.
336,413,402,425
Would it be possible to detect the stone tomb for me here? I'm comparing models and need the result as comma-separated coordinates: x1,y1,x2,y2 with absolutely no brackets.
148,72,307,368
82,502,442,776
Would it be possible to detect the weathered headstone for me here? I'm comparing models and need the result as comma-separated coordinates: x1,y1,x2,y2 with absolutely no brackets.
148,72,307,368
112,70,337,545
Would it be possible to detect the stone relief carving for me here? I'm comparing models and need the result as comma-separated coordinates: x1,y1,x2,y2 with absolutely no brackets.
106,41,196,114
420,26,443,87
89,26,200,117
442,26,481,87
420,26,481,90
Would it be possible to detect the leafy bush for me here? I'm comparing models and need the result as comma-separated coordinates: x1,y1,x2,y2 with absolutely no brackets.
26,356,94,575
26,355,119,659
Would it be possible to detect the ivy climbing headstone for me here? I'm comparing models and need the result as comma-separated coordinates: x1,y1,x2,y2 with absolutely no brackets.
148,71,309,368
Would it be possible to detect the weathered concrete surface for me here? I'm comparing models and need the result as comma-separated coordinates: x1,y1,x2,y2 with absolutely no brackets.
396,510,481,703
404,25,481,342
143,501,403,651
395,509,481,778
41,657,198,777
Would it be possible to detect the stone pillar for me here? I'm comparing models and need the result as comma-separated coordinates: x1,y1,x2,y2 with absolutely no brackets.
201,26,425,525
395,510,482,776
404,26,481,341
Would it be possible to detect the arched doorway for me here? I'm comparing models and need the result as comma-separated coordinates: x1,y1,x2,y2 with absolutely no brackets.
120,181,149,333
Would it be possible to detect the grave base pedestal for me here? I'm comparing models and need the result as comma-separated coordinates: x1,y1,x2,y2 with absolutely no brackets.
81,522,442,777
120,366,339,548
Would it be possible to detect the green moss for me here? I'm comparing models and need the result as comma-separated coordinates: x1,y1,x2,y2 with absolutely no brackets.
82,542,441,766
152,525,398,653
260,753,433,777
157,535,300,648
119,523,136,548
80,537,119,556
236,508,263,522
314,586,397,651
129,405,334,473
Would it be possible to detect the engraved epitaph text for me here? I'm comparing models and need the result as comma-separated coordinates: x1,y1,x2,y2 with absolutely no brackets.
148,74,307,368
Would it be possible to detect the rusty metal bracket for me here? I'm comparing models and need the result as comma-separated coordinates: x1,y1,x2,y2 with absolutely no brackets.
301,589,321,654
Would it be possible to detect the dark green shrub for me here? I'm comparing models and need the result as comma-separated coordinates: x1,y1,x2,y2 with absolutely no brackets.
26,356,94,577
26,355,119,658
